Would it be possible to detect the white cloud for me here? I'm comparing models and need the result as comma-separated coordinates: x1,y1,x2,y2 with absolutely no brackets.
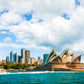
0,0,84,54
0,0,75,15
0,42,49,50
0,31,7,34
0,11,22,25
79,0,84,7
4,37,12,42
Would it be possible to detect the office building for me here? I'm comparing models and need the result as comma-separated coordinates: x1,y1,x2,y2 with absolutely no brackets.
6,56,10,64
27,58,31,64
43,54,49,64
31,58,36,64
18,55,21,63
25,50,30,64
37,60,43,65
2,59,6,64
21,48,30,64
21,48,25,64
27,58,36,64
10,51,13,63
0,60,2,64
13,53,18,63
37,56,43,65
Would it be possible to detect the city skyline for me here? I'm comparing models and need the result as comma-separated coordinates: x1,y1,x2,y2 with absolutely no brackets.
0,48,44,65
0,0,84,63
0,48,84,64
0,48,83,64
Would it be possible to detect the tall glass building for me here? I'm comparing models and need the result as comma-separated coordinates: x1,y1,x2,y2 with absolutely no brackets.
43,54,49,64
10,51,13,63
18,55,21,63
25,50,30,64
13,53,17,63
6,56,10,64
21,48,30,64
21,48,25,64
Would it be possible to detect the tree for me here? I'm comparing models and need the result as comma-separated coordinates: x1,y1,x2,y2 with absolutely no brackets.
7,62,10,69
3,64,7,69
15,63,24,69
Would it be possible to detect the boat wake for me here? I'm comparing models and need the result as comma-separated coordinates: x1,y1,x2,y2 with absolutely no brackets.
0,71,81,75
0,72,10,75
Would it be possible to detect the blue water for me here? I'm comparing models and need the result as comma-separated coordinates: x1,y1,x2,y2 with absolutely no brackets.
0,71,84,84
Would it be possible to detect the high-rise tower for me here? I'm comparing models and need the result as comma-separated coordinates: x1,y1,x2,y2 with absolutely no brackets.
10,51,13,63
25,50,30,64
21,48,25,64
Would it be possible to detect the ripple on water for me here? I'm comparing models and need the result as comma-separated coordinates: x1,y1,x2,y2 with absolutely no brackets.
0,71,84,84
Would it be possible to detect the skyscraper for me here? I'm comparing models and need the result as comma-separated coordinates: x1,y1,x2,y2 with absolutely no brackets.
16,54,18,64
13,53,18,63
2,59,6,64
21,48,25,64
6,56,10,64
31,58,36,64
43,54,49,64
27,58,36,64
37,56,43,65
38,56,41,60
13,53,16,63
18,55,21,63
25,50,30,64
10,51,13,63
21,48,30,64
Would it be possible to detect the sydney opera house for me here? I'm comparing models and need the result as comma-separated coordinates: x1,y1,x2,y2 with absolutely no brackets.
46,49,81,64
35,49,84,71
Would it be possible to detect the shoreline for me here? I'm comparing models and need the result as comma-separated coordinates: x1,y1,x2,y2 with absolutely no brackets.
6,68,84,71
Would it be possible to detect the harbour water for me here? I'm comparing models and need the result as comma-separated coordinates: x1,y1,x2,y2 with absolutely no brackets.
0,71,84,84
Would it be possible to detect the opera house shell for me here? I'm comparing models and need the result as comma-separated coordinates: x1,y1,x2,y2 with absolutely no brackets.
35,49,84,71
46,49,81,64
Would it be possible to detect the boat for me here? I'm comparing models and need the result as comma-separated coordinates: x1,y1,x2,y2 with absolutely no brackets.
0,69,9,74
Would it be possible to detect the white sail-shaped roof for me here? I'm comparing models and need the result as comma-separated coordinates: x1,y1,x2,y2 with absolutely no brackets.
71,55,81,63
47,49,57,62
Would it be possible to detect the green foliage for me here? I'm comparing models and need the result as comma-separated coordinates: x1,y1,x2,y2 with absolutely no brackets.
10,63,17,69
15,63,24,69
32,62,41,67
3,64,7,69
1,62,41,69
7,62,10,69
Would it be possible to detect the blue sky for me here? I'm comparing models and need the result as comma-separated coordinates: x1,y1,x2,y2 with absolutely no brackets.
0,0,84,62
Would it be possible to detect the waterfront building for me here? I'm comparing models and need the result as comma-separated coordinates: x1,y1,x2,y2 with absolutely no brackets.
21,48,30,64
46,49,81,64
13,53,18,64
27,58,31,64
37,56,43,65
13,53,16,63
16,55,18,64
27,58,36,64
10,51,13,63
43,54,49,64
21,58,24,64
21,48,25,64
38,56,41,60
18,55,21,63
35,49,82,71
31,58,36,64
6,56,10,64
25,50,30,64
2,60,6,64
37,60,43,65
0,60,2,64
